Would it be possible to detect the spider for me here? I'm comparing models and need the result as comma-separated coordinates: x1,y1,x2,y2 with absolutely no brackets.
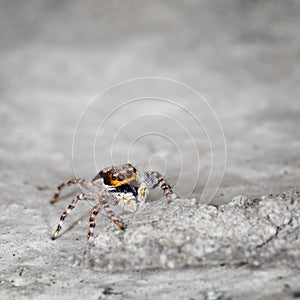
50,163,177,240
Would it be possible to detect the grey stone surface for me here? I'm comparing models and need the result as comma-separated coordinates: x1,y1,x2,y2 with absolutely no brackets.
1,0,300,299
1,189,300,300
73,189,300,272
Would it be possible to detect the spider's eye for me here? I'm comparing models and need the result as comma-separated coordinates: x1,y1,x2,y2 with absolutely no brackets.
118,174,125,181
111,175,117,181
126,170,132,178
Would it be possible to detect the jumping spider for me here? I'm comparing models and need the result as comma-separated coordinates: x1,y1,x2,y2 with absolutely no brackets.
51,163,177,240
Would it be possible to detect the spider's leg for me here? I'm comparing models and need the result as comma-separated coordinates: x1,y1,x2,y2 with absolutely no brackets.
51,193,88,240
88,205,100,240
51,178,86,203
146,171,177,203
98,196,126,230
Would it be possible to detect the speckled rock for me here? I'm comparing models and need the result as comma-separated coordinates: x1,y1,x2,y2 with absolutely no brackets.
73,189,300,271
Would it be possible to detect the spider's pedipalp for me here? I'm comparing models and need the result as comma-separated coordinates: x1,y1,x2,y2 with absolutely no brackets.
51,178,87,203
137,181,149,204
51,193,88,240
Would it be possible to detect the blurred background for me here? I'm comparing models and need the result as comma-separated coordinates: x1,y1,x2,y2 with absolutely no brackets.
1,1,300,298
1,0,299,204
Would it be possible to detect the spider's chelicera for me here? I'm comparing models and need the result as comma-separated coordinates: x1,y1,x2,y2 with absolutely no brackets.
50,163,177,240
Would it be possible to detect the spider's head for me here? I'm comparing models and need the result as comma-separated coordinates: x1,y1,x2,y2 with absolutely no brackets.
99,163,137,187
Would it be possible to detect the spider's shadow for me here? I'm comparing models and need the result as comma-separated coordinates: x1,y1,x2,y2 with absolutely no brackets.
56,214,88,239
48,189,89,239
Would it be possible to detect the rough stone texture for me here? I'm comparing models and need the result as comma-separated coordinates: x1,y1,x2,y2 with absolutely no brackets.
2,191,300,300
1,0,300,299
72,189,300,271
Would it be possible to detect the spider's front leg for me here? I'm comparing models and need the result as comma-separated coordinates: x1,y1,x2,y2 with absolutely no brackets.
51,193,88,240
145,171,177,203
51,178,87,203
137,181,149,204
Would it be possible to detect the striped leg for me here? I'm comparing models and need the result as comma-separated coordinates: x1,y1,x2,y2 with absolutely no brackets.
147,171,177,203
51,178,86,203
88,205,100,239
99,197,126,230
51,193,87,240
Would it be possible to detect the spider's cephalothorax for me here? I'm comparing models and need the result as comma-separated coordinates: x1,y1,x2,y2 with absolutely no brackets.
94,163,137,187
50,163,177,240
